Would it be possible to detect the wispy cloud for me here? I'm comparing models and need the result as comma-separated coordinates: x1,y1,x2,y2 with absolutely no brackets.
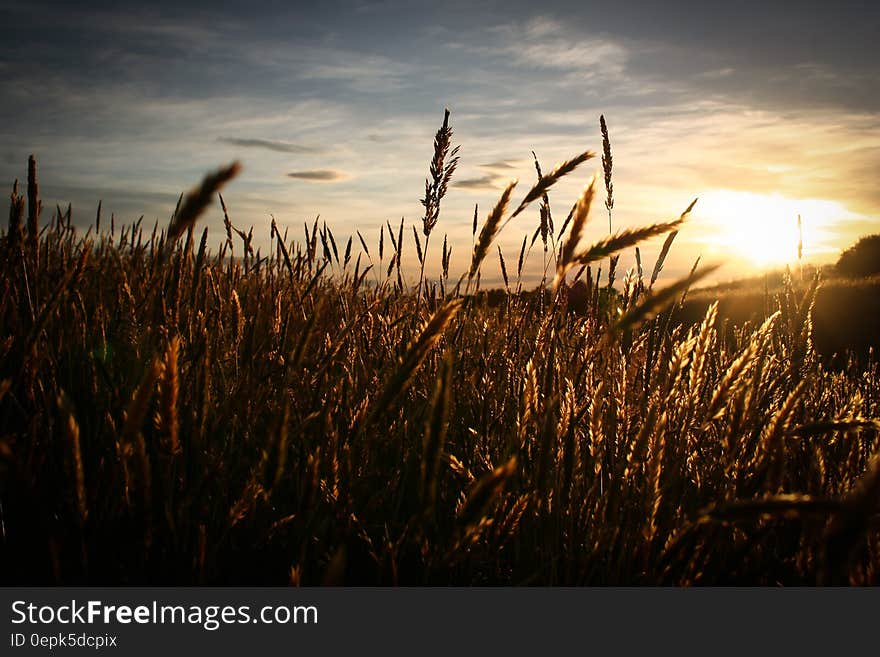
299,56,411,91
453,174,503,191
218,137,319,153
452,159,524,192
697,67,735,79
480,160,524,170
287,169,349,182
454,17,629,84
246,43,415,93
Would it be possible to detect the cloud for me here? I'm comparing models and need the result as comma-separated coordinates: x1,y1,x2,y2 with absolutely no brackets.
480,160,523,170
286,169,348,182
218,137,319,153
450,159,526,192
249,44,415,93
451,160,524,192
456,17,629,82
453,174,502,191
697,67,735,79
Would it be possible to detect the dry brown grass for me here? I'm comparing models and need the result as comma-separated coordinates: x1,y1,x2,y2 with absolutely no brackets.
1,113,878,585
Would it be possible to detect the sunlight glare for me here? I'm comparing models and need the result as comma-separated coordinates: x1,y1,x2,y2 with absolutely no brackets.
694,190,850,269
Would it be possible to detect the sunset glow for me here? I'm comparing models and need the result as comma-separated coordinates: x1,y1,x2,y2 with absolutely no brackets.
694,191,855,268
0,2,877,284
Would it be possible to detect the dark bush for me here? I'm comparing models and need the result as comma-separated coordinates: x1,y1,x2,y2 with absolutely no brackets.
836,234,880,278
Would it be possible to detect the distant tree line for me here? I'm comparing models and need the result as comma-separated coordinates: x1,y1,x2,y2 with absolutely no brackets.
836,234,880,278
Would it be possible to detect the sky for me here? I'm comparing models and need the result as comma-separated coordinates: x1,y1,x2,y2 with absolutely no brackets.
2,0,879,286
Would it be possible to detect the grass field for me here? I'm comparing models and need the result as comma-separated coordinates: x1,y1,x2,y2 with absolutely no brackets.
679,273,880,366
1,118,879,585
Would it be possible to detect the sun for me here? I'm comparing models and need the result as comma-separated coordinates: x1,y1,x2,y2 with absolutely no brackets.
694,190,846,270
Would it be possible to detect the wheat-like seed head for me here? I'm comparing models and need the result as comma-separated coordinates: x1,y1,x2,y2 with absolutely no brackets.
167,163,240,253
468,179,517,282
553,175,597,291
510,150,594,220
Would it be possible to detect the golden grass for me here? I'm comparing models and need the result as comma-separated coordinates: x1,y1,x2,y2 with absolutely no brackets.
1,113,878,585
